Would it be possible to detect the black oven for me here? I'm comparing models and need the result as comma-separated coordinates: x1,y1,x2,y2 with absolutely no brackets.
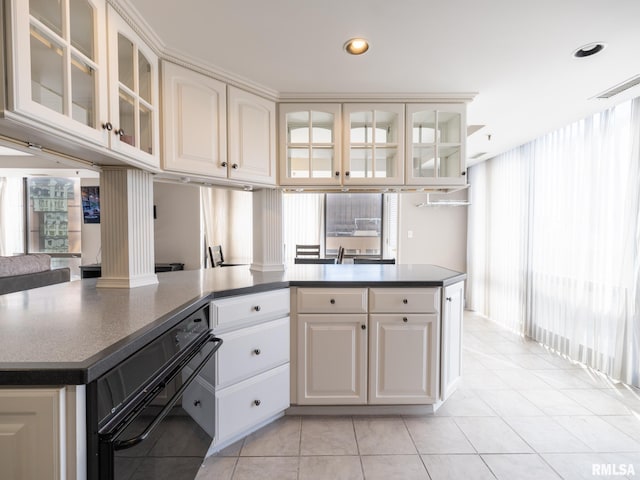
86,304,222,480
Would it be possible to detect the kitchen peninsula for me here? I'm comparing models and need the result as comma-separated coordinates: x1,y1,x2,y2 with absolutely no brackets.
0,264,464,479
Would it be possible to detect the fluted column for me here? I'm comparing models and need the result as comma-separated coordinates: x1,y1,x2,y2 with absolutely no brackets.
96,167,158,288
251,188,284,272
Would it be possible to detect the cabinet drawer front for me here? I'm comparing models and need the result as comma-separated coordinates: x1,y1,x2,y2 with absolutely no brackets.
217,317,289,387
182,371,216,438
216,364,290,444
297,288,368,313
212,289,290,330
369,288,440,313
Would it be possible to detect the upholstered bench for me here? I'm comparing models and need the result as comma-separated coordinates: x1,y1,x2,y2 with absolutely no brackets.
0,254,71,295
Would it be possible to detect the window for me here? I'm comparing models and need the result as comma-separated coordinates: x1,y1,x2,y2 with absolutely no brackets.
325,193,382,258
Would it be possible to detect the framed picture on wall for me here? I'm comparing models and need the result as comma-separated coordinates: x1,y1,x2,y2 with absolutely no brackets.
81,186,100,224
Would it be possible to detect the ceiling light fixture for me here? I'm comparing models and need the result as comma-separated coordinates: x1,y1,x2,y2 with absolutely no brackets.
573,42,606,58
344,38,369,55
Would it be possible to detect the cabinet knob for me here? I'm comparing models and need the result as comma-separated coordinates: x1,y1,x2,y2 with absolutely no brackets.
461,171,466,176
253,305,261,312
403,317,408,322
361,324,366,330
232,163,239,169
221,161,228,167
193,400,201,407
115,128,125,137
345,171,351,177
253,348,261,355
102,122,113,131
402,298,408,304
446,297,452,302
334,171,340,177
330,299,336,304
254,399,261,406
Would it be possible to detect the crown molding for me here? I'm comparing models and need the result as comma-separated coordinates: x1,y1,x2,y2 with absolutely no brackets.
278,92,477,103
107,0,166,56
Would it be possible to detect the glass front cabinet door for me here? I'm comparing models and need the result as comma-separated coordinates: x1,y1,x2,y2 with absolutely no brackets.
9,0,109,146
106,6,160,168
343,104,404,186
279,104,341,186
406,104,466,186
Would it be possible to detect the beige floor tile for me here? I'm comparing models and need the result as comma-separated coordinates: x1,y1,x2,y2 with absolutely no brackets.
300,416,358,455
232,457,298,480
541,453,611,480
503,354,558,370
435,388,497,417
482,454,561,479
560,389,631,415
529,370,595,389
552,416,640,452
404,416,476,454
299,456,363,480
459,370,511,390
518,389,593,416
353,417,416,455
491,369,553,390
503,416,591,453
474,353,521,370
195,456,237,480
240,416,301,456
361,455,429,480
453,417,533,454
422,454,497,480
213,440,244,457
475,389,545,417
601,415,640,442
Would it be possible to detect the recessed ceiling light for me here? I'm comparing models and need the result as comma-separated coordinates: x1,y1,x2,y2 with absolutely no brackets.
344,38,369,55
573,42,606,58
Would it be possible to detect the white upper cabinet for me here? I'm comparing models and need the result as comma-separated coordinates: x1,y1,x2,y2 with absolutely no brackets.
406,103,466,185
228,86,276,185
9,0,109,146
161,62,227,178
343,104,404,186
6,0,160,169
106,5,159,168
279,103,341,186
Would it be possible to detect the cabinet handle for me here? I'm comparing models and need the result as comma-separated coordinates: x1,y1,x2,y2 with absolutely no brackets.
254,305,261,312
345,171,351,177
402,317,408,322
330,299,336,304
232,163,239,169
361,324,366,330
193,400,201,407
446,297,452,302
402,298,408,304
253,348,261,355
334,171,340,177
115,128,125,137
254,399,261,406
102,122,113,131
221,161,228,167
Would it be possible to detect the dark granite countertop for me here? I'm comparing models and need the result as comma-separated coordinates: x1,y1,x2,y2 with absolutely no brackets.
0,264,464,385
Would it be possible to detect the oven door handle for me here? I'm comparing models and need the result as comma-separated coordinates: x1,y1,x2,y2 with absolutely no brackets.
112,334,222,451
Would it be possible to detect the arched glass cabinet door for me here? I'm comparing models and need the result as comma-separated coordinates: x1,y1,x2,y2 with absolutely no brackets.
106,5,159,168
279,104,341,186
11,0,109,146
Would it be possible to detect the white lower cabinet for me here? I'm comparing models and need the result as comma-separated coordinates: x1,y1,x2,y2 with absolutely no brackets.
441,281,464,400
0,386,85,480
369,314,438,404
293,286,449,406
183,289,290,451
297,314,367,404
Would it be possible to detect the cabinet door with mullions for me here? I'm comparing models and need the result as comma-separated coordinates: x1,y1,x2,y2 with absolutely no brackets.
10,0,109,146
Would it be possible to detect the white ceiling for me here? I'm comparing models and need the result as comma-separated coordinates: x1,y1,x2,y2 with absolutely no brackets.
126,0,640,164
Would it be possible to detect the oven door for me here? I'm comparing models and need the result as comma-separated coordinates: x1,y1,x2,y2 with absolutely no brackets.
98,332,221,480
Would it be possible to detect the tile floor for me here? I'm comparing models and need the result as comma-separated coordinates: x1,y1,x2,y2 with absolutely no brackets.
196,311,640,480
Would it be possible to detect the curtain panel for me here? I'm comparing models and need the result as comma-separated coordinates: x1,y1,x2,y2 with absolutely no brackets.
468,97,640,387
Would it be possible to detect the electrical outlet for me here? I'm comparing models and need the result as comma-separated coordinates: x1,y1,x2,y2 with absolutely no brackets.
407,230,413,239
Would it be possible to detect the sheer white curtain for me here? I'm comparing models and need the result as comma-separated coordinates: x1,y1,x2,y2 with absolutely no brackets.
282,193,324,264
201,187,252,266
0,177,25,257
468,97,640,386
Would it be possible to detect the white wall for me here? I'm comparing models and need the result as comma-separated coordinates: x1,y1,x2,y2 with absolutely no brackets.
153,182,202,270
397,192,467,273
80,177,101,266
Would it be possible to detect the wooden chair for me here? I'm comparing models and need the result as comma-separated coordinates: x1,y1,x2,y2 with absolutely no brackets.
353,258,396,264
294,257,337,264
208,245,224,267
337,246,345,264
295,244,321,258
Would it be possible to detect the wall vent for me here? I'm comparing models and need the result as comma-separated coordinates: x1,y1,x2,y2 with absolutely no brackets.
595,74,640,99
